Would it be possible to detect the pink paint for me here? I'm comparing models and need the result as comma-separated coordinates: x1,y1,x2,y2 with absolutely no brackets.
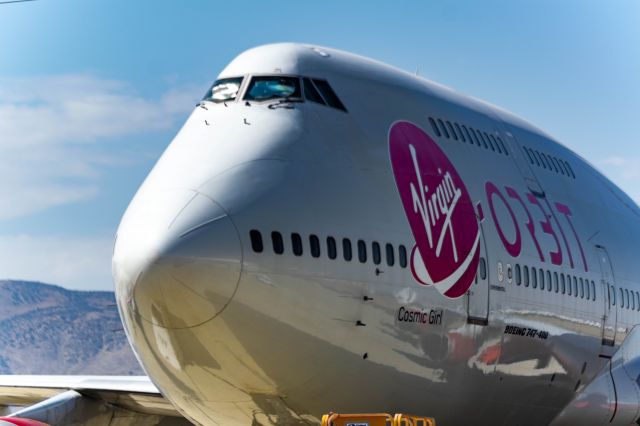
544,197,574,269
527,193,563,266
556,202,588,272
486,182,522,257
389,121,480,299
506,185,544,262
476,201,485,222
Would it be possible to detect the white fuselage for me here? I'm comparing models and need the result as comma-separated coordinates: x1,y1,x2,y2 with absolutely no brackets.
112,44,640,426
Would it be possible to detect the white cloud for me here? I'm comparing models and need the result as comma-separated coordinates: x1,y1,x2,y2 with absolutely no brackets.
0,234,115,290
0,74,202,220
598,156,640,205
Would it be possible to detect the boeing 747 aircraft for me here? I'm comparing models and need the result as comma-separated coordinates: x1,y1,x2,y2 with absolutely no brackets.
0,43,639,426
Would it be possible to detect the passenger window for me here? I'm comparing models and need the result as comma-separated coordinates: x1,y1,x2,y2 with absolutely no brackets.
481,132,496,151
540,152,550,169
303,77,326,105
531,150,541,167
291,233,303,256
625,289,630,308
540,152,557,172
553,272,558,292
556,157,567,174
559,272,565,293
497,137,509,155
455,123,466,142
462,125,472,142
636,291,639,310
250,230,263,253
490,135,502,154
539,269,545,291
446,121,458,140
358,240,367,263
272,231,284,254
437,119,450,138
311,79,347,111
579,277,584,298
610,285,616,305
585,279,590,300
625,288,629,308
310,235,321,258
429,117,441,137
524,148,535,165
564,161,576,178
515,264,521,285
565,161,575,178
477,132,487,149
343,238,352,261
385,243,395,266
560,160,570,177
480,257,487,280
540,153,550,170
531,267,537,288
535,151,545,168
567,275,572,295
524,265,530,287
327,237,337,260
558,273,563,293
399,245,408,268
631,289,635,310
469,128,481,146
546,271,552,292
372,242,381,265
619,288,624,307
593,281,597,301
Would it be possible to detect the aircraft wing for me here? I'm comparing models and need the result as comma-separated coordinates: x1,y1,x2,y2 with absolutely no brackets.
0,375,191,425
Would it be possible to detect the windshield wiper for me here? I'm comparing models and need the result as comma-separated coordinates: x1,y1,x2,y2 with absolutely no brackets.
267,97,303,109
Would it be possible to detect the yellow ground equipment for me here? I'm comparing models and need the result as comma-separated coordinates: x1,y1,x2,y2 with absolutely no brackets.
321,413,435,426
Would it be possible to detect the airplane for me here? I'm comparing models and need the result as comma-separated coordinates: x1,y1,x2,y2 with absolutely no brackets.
0,42,639,425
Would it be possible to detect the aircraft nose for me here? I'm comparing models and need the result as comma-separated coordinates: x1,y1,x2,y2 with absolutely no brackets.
113,189,242,329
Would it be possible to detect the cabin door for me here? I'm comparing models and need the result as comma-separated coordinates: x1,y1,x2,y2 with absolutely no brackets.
467,226,489,325
595,245,617,346
493,122,545,198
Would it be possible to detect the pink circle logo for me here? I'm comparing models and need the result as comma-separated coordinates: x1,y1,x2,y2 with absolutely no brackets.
389,121,480,298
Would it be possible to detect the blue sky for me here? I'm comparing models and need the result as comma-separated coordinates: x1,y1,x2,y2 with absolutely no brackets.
1,0,639,290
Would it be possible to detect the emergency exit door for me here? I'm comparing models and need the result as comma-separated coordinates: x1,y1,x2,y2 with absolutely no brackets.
595,245,617,346
467,226,489,325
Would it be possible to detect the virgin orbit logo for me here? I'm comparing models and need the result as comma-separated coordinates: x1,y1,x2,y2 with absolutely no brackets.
389,121,480,298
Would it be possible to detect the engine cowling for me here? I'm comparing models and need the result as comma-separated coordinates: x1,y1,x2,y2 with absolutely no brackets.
551,326,640,425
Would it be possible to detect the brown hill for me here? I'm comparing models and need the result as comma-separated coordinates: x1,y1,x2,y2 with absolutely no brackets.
0,280,143,375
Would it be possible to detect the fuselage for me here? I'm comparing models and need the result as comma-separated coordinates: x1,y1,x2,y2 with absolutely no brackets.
112,43,640,425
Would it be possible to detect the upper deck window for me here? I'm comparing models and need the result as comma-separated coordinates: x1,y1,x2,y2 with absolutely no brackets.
204,77,243,103
244,76,302,101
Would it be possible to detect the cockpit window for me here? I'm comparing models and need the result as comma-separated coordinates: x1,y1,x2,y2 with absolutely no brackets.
303,77,325,105
203,77,243,103
312,79,347,112
244,76,301,101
